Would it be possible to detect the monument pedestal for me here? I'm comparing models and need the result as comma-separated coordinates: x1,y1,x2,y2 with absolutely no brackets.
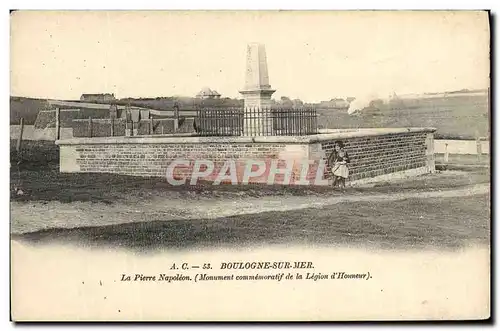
240,89,275,136
240,43,276,136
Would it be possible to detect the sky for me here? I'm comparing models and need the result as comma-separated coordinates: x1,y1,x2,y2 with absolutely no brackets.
10,10,490,103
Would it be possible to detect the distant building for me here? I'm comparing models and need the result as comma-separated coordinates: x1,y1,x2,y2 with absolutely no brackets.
80,93,116,102
196,87,221,99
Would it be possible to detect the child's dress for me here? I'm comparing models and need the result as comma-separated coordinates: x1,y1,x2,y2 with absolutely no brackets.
332,150,350,179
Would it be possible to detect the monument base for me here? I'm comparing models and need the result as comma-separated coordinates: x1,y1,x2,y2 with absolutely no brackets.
56,127,436,186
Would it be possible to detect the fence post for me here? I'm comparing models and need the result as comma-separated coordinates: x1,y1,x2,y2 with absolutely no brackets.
444,143,449,164
55,107,60,140
125,108,131,136
110,117,114,137
173,104,179,132
150,117,154,135
476,132,482,162
16,117,24,153
89,117,93,138
197,107,201,136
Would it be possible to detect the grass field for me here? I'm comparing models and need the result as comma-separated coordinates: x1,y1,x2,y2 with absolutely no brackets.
10,97,51,125
318,94,489,139
435,153,490,167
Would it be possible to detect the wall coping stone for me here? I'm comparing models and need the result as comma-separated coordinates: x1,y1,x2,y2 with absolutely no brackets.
55,127,436,146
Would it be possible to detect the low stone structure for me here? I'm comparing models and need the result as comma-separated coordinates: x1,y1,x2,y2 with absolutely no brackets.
56,127,435,186
29,102,194,140
55,43,436,185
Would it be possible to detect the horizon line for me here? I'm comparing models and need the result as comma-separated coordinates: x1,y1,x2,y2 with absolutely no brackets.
10,87,489,103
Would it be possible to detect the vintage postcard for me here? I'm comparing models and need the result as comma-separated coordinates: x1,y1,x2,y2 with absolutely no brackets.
10,10,490,321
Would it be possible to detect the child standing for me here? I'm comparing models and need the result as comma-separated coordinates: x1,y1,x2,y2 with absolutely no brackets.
328,141,350,190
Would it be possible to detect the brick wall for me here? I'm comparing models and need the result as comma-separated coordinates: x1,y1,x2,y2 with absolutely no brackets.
73,118,196,137
64,142,290,183
58,129,435,185
137,118,195,135
320,132,430,181
73,119,126,137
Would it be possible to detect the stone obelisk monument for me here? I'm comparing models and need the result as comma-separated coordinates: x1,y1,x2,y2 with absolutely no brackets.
239,43,276,136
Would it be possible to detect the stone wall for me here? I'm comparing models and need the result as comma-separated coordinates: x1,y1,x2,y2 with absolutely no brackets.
33,109,110,130
56,128,436,186
33,110,56,129
72,118,196,137
73,119,127,137
318,131,433,181
58,138,299,184
434,139,490,155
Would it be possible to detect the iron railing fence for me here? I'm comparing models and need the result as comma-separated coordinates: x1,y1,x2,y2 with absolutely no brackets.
195,107,318,137
196,107,244,136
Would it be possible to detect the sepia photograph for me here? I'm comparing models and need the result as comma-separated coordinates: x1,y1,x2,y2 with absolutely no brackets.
9,10,491,321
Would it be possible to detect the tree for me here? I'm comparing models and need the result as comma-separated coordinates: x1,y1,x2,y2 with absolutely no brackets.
292,99,304,107
280,96,293,107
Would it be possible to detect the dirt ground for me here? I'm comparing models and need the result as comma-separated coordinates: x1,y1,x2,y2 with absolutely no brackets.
12,186,489,252
10,158,490,252
10,177,489,233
